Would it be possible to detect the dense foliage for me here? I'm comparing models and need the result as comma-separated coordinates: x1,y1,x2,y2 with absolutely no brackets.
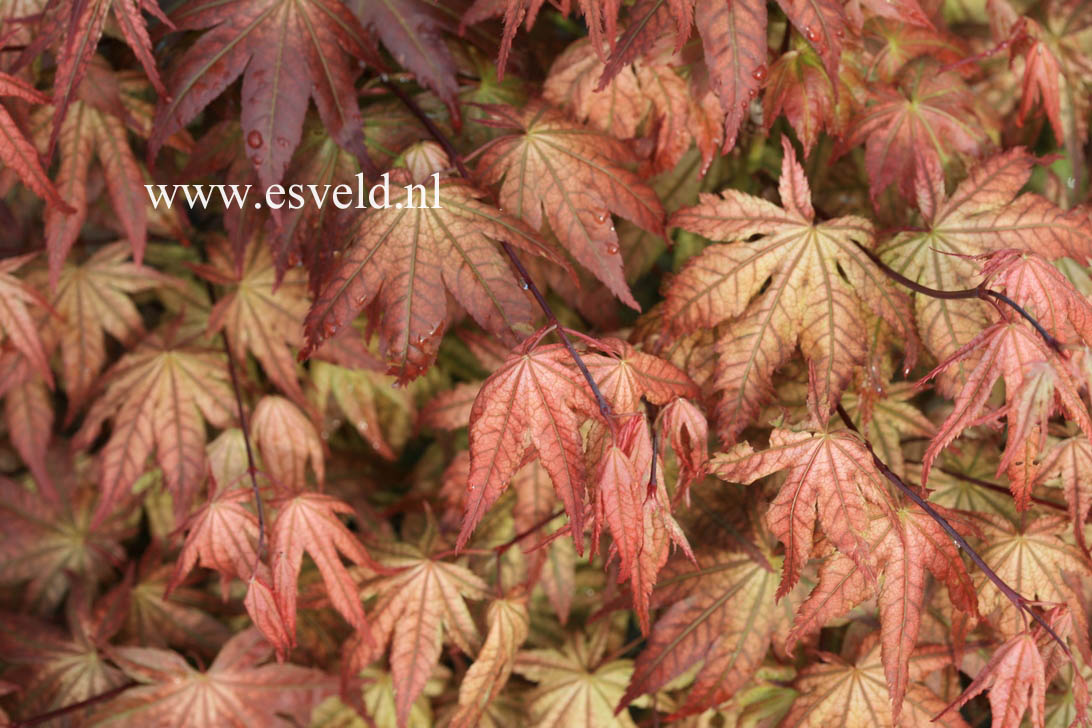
1,0,1091,726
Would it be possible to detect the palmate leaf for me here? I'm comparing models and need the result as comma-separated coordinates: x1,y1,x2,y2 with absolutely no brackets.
196,235,311,404
971,515,1091,638
513,629,638,728
348,536,489,728
28,0,167,158
846,58,994,201
0,72,69,210
89,629,333,727
474,101,665,309
73,323,235,524
618,549,782,718
0,584,128,723
0,451,133,613
778,636,969,727
666,137,917,442
33,241,172,416
543,37,720,175
0,252,53,386
918,251,1092,506
713,418,894,599
150,0,378,191
40,59,152,283
459,341,598,553
302,172,553,381
785,506,977,722
880,149,1092,394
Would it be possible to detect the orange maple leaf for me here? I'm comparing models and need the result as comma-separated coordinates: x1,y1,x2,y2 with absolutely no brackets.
666,137,917,442
475,101,665,310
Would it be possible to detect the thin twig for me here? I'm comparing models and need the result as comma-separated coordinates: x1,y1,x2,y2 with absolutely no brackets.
385,76,618,428
496,508,567,555
222,334,268,574
835,404,1071,656
855,243,1063,353
6,680,137,727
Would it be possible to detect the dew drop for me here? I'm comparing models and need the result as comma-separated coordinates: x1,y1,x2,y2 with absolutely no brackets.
606,244,620,255
251,155,263,166
247,130,264,149
275,136,290,149
748,88,757,99
595,212,608,223
751,65,768,81
520,280,529,290
804,26,820,42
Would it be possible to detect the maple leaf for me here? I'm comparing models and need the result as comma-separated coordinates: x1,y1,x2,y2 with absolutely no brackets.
3,373,53,494
543,37,719,175
786,506,977,722
513,629,638,728
1036,435,1092,552
763,42,860,156
197,235,310,404
879,150,1092,394
0,584,129,722
0,451,132,613
449,594,529,728
0,252,54,386
34,242,172,416
713,419,895,599
170,475,260,599
27,0,167,157
120,559,232,658
619,549,782,717
149,0,378,191
778,636,969,727
251,395,325,491
938,630,1047,728
72,323,235,524
460,341,598,553
693,0,768,151
302,172,553,381
89,628,333,726
971,514,1091,637
474,101,666,309
309,359,414,460
666,137,916,442
40,59,152,283
913,250,1092,502
349,536,489,728
351,0,461,126
846,59,994,201
860,19,966,82
269,493,375,643
0,70,72,210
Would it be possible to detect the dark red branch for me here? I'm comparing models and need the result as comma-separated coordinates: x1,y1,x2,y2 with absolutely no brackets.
836,404,1071,656
855,243,1063,353
6,681,137,727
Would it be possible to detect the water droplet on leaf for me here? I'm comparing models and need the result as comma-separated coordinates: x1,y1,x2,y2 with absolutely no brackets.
752,65,767,81
804,26,820,42
247,130,263,149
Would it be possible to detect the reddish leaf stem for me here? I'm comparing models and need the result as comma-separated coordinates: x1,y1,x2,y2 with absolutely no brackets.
385,76,618,429
221,331,268,573
855,243,1063,353
6,680,137,727
835,404,1071,656
496,508,567,556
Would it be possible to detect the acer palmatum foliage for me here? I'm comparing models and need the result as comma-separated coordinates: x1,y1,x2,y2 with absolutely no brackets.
2,1,1092,727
